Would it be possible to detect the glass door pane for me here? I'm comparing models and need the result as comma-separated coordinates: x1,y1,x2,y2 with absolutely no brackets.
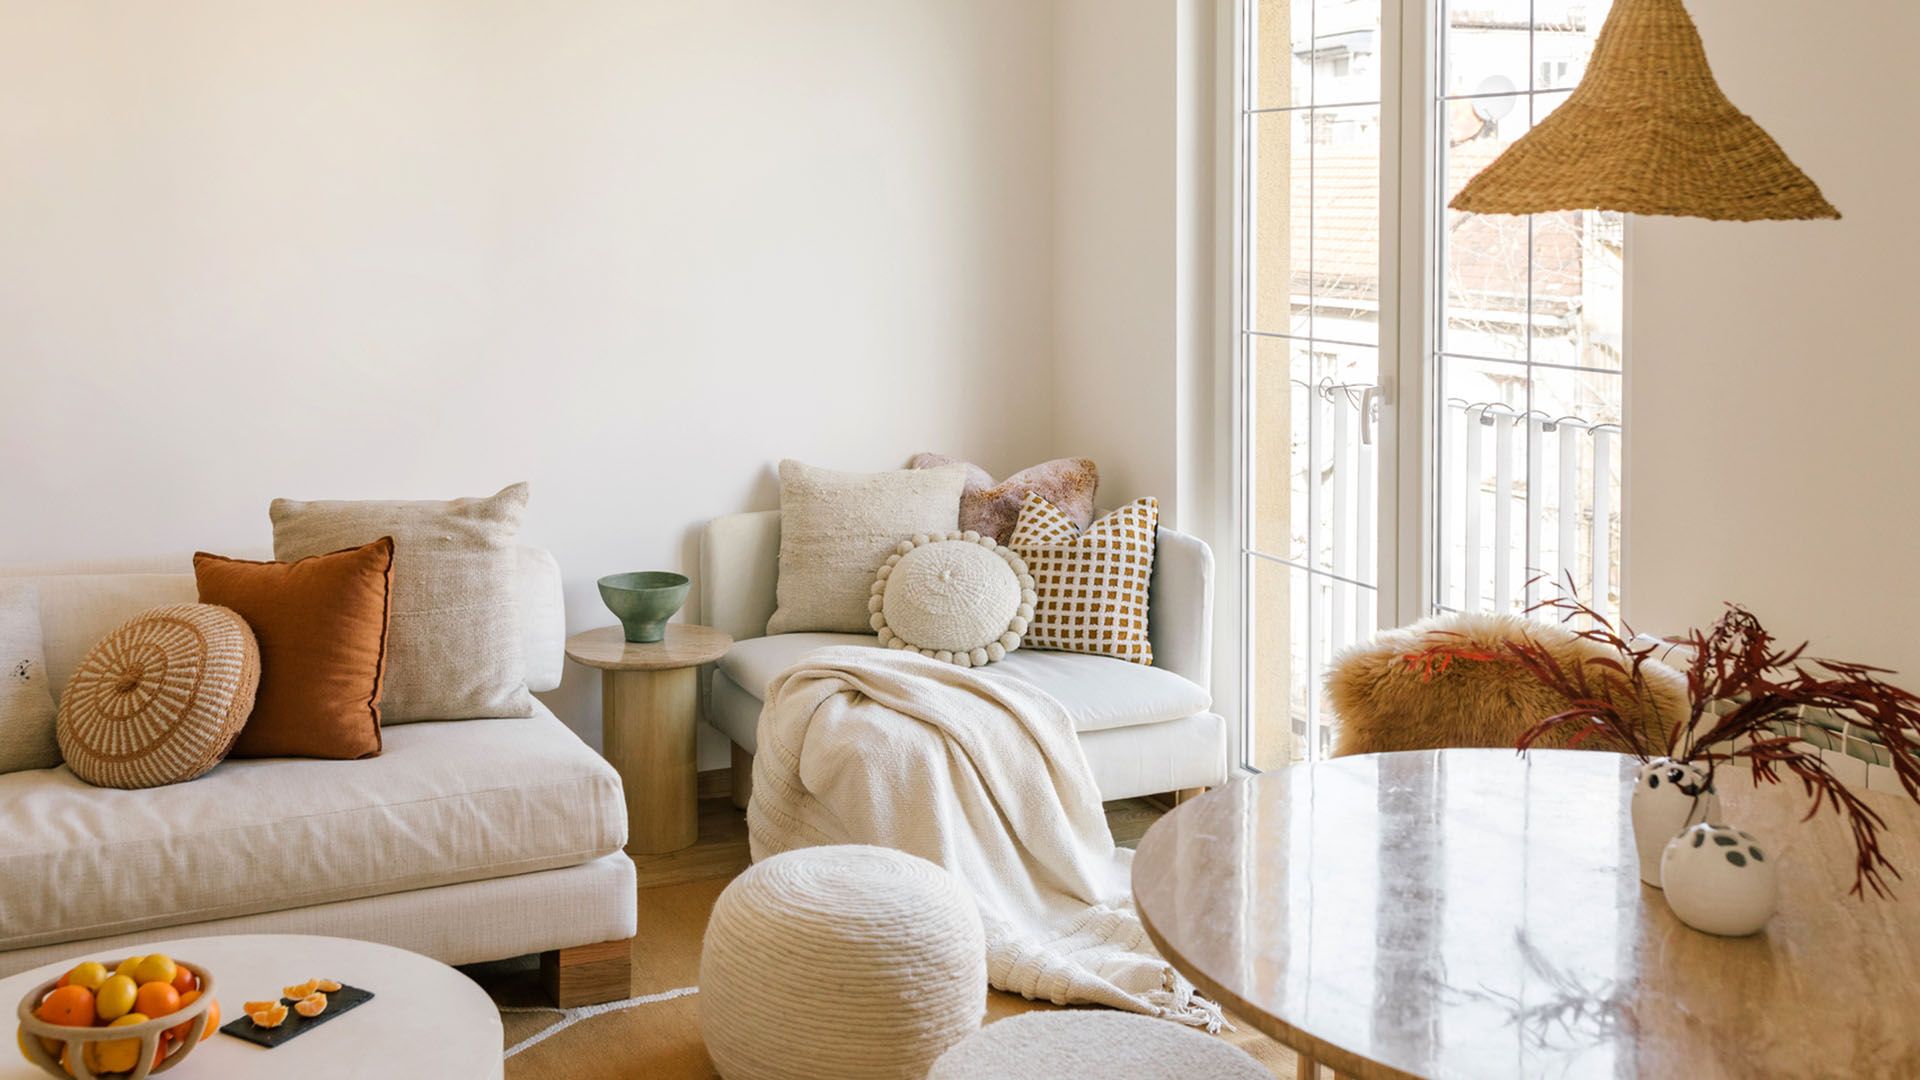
1243,0,1384,769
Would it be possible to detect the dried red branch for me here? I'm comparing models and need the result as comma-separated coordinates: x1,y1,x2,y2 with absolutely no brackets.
1403,574,1920,898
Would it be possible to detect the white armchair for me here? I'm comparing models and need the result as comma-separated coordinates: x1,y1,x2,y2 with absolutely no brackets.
698,511,1230,804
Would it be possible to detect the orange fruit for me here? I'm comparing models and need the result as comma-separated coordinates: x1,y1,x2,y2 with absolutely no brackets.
169,964,197,997
202,997,220,1036
167,990,199,1041
313,978,342,993
293,992,327,1018
33,985,94,1028
16,1027,58,1065
248,1002,288,1029
153,1031,173,1069
94,974,137,1021
134,981,180,1019
282,980,319,1000
242,1000,276,1015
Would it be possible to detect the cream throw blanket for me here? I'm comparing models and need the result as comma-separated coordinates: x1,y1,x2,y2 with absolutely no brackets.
747,646,1224,1030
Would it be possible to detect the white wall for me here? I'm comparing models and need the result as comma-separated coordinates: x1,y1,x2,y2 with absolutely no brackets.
0,0,1056,760
1624,0,1920,675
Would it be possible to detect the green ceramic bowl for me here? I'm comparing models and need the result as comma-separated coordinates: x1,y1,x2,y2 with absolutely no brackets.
598,571,690,643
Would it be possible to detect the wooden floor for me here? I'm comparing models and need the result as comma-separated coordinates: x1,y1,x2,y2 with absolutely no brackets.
474,795,1299,1079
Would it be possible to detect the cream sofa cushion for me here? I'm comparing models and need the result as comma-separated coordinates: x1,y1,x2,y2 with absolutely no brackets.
271,483,533,722
2,548,565,697
0,702,625,951
768,461,967,635
718,633,1209,734
0,582,58,773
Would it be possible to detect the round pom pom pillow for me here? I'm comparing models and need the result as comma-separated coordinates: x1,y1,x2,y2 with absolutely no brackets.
869,531,1034,667
57,604,260,789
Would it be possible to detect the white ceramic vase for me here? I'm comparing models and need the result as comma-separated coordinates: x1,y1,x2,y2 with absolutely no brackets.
1630,757,1720,887
1659,822,1778,936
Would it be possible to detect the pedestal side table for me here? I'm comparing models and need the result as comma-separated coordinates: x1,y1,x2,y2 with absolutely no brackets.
565,623,732,854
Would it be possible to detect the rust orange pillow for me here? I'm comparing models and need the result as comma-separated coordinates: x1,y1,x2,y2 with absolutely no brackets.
193,538,394,759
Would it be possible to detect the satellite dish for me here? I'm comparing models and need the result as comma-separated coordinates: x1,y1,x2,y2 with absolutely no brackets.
1471,75,1518,123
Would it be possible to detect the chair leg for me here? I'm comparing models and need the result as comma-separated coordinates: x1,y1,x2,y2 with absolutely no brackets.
730,744,754,810
540,938,633,1007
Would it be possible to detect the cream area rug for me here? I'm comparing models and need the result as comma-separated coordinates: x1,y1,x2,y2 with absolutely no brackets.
748,646,1223,1029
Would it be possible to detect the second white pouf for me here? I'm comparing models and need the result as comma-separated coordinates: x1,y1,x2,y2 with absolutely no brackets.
699,844,986,1080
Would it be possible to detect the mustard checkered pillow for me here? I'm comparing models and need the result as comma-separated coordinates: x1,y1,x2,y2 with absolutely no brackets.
1008,492,1158,665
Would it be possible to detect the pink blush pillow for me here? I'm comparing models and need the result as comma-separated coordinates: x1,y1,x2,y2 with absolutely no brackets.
909,454,1099,545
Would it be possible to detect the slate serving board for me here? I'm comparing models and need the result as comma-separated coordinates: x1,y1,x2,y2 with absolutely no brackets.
219,985,375,1048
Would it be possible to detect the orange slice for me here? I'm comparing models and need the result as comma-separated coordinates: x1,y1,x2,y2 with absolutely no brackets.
312,979,341,993
242,1000,276,1015
248,1003,289,1029
293,993,327,1018
282,980,319,1000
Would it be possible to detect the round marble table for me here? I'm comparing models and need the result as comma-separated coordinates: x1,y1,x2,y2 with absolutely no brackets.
1133,749,1920,1079
2,934,502,1079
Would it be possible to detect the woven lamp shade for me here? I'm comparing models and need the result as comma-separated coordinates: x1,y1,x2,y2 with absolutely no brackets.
1450,0,1839,221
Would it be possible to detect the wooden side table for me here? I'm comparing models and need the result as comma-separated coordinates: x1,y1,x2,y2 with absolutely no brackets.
565,623,732,854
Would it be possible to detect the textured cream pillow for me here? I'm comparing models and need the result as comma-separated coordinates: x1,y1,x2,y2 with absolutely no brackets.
0,581,59,773
58,603,260,788
769,461,967,635
271,483,532,722
870,532,1033,667
1009,493,1159,665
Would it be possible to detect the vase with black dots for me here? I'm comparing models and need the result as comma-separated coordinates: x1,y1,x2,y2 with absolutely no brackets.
1659,822,1779,935
1630,758,1720,887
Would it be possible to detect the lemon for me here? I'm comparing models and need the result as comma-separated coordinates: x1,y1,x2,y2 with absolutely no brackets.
113,955,143,979
62,962,108,993
95,974,138,1021
84,1014,146,1074
131,954,176,988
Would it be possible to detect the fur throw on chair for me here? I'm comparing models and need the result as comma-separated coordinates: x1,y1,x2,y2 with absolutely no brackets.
1325,611,1690,758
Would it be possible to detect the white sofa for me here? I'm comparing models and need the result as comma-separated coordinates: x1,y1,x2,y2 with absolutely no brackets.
699,511,1231,802
0,549,637,1005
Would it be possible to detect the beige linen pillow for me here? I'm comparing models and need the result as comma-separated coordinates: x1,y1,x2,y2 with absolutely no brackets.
0,581,59,773
769,461,968,635
271,483,532,722
1009,492,1159,665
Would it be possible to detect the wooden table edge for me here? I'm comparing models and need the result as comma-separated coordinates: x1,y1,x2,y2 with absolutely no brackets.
1133,795,1421,1080
563,623,733,671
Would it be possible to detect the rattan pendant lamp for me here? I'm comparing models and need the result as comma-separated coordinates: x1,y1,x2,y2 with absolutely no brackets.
1450,0,1839,220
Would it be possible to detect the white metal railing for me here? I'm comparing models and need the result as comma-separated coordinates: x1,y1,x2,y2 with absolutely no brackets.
1440,399,1621,619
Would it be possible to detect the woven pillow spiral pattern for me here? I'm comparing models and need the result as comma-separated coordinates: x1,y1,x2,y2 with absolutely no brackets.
869,531,1033,668
57,604,260,789
699,845,987,1080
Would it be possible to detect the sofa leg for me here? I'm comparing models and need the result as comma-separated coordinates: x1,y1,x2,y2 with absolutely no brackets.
1170,787,1208,807
540,938,633,1007
730,744,754,810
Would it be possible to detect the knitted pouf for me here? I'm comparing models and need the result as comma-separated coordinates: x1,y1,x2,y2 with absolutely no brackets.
699,845,986,1080
927,1011,1270,1080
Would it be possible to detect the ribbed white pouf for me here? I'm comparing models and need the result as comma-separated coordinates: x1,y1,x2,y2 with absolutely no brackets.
699,845,987,1080
927,1011,1270,1080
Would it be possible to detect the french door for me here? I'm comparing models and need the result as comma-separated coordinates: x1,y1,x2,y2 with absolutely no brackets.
1237,0,1624,770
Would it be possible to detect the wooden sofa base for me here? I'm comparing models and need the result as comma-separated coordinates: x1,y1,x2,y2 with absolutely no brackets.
541,938,633,1006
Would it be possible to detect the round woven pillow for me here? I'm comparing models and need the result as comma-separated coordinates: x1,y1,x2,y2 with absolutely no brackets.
869,531,1034,667
57,603,259,789
699,845,986,1080
927,1011,1270,1080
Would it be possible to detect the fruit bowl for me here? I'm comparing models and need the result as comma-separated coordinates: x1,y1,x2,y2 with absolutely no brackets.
16,957,217,1080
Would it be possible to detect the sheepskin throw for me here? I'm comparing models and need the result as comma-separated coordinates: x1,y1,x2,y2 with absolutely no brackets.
870,531,1033,667
271,482,531,722
0,582,59,774
768,460,968,635
57,604,260,788
910,453,1099,545
751,646,1223,1031
1009,493,1159,665
700,845,986,1080
1325,611,1689,757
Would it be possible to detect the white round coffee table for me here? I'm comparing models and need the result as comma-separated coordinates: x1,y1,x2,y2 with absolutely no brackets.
2,934,502,1079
